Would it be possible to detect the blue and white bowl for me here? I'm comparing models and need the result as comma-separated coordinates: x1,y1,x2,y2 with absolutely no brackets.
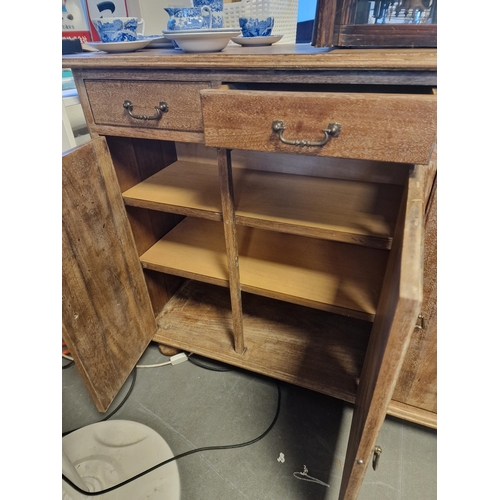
92,17,141,43
239,16,274,37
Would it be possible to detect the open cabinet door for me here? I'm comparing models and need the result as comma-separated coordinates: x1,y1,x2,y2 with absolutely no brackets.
339,165,425,500
62,137,157,412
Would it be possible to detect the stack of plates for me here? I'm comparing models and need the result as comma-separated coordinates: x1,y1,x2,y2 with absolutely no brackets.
162,28,241,52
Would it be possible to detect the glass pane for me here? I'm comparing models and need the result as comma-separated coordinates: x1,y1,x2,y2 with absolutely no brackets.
354,0,437,25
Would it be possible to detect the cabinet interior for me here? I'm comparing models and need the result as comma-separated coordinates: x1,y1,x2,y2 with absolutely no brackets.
222,82,435,95
105,135,412,404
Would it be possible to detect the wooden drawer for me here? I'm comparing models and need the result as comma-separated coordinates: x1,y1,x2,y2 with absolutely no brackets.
84,80,210,132
201,89,436,164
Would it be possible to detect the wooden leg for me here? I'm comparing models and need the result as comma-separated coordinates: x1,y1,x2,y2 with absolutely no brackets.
218,148,245,354
158,344,181,356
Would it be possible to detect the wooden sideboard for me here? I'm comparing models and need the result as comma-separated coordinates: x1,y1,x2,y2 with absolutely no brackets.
62,46,437,500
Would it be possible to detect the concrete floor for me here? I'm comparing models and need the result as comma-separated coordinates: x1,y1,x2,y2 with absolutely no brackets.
62,342,437,499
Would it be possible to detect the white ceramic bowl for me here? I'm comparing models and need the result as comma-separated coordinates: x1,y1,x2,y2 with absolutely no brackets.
163,29,240,52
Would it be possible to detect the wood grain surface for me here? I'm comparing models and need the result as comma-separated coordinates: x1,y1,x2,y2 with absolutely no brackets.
140,217,389,321
85,79,209,131
63,47,437,72
106,136,185,315
391,176,437,413
154,280,372,403
339,165,424,500
62,138,157,412
122,159,404,249
201,89,437,164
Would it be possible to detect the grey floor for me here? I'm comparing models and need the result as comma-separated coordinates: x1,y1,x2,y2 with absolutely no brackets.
62,343,437,500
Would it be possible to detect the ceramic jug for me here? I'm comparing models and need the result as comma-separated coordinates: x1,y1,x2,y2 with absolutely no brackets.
165,5,213,30
192,0,223,28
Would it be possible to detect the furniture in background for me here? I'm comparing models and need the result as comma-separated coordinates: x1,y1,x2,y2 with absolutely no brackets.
313,0,437,48
62,46,437,500
62,88,90,152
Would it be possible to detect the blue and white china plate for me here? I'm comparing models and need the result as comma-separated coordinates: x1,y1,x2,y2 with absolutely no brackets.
230,34,283,46
86,38,158,53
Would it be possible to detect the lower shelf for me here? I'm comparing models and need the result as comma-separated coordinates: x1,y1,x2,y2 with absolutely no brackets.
153,279,372,404
141,217,389,321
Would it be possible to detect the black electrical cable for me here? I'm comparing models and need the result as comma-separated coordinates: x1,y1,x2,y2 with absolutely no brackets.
62,360,75,369
62,381,281,496
187,353,233,372
62,367,137,437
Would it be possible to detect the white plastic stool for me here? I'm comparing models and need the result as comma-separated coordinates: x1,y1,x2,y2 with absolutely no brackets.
62,420,181,499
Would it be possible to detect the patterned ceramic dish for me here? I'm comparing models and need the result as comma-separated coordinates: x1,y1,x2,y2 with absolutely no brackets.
86,39,153,53
230,34,283,46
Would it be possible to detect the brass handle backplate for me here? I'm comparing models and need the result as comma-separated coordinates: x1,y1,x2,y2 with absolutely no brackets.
272,120,341,147
123,100,168,121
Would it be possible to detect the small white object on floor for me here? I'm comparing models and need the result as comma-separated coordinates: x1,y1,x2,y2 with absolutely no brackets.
277,452,285,463
293,465,330,488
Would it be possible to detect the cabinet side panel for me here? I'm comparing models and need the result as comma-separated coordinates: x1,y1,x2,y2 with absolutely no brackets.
392,177,437,413
106,136,185,315
62,137,157,412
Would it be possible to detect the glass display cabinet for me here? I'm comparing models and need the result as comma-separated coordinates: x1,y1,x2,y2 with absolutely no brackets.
313,0,437,47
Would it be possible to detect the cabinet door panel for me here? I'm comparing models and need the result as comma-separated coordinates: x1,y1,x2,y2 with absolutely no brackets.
339,165,425,499
62,138,157,412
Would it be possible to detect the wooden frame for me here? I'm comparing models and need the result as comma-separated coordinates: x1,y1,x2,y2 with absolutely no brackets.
62,47,437,499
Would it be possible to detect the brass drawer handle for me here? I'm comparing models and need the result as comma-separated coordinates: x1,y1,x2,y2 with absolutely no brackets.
123,100,168,121
272,120,341,147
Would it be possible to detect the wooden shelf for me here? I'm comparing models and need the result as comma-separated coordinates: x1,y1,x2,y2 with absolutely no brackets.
123,160,403,249
153,280,372,403
140,217,389,320
122,160,223,221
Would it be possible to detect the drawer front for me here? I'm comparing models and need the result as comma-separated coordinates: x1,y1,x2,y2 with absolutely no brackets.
201,89,436,164
85,80,210,132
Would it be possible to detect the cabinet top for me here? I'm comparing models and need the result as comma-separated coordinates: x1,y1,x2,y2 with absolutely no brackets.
62,45,436,72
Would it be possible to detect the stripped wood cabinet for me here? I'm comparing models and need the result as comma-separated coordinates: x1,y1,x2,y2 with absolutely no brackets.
62,46,437,499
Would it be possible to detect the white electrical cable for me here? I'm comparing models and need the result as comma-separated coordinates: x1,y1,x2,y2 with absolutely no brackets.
62,354,176,368
136,360,172,368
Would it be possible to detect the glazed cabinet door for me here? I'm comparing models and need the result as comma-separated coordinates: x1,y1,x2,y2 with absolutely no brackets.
62,137,157,412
